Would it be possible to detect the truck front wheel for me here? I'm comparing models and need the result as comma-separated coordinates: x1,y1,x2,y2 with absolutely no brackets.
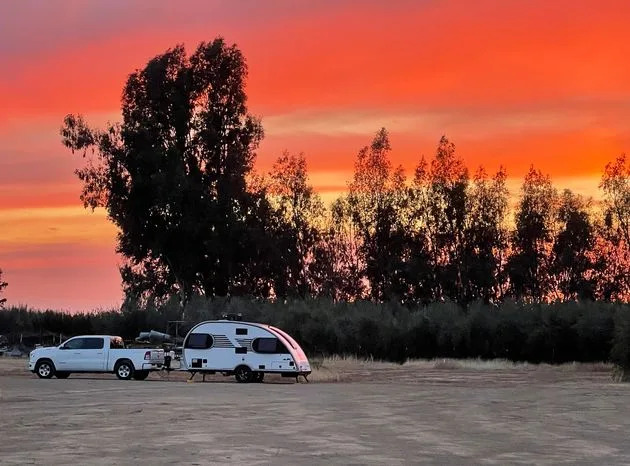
35,360,55,379
114,360,134,380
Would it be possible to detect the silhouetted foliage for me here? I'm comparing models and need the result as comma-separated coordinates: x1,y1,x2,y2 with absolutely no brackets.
552,191,597,300
462,167,509,303
508,166,557,301
425,136,470,302
347,128,409,301
55,40,629,324
2,299,627,365
0,269,7,308
61,39,273,314
268,152,324,298
310,198,365,301
600,153,630,245
595,154,630,302
611,309,630,380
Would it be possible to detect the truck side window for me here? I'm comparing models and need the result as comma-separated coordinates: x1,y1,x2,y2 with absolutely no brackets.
82,337,104,349
63,338,84,350
236,328,248,335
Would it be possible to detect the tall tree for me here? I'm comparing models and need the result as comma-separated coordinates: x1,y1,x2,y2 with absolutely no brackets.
552,190,596,300
310,197,366,301
508,166,557,301
462,167,510,303
600,153,630,245
424,136,469,302
61,39,266,314
594,154,630,301
347,128,409,301
0,269,7,308
590,233,630,301
406,156,440,303
268,151,324,297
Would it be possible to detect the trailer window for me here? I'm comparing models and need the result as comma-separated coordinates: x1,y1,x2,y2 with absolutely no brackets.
185,333,213,349
252,338,289,354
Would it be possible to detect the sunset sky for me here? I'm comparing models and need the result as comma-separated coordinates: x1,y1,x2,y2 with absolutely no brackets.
1,0,629,310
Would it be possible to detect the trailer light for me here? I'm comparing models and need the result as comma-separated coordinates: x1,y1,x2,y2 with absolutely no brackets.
144,351,151,360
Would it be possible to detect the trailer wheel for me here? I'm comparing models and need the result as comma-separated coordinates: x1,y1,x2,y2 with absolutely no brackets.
234,365,253,383
114,360,134,380
55,371,70,379
132,370,149,381
253,372,264,383
35,359,55,379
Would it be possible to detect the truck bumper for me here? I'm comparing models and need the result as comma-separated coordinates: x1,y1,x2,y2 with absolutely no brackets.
142,362,163,371
28,361,35,371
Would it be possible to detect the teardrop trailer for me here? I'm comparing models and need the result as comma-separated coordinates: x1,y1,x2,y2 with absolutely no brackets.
180,319,312,383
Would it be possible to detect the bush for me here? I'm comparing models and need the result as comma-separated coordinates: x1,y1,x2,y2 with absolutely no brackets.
611,307,630,381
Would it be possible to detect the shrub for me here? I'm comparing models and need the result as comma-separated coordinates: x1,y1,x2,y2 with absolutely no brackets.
611,307,630,381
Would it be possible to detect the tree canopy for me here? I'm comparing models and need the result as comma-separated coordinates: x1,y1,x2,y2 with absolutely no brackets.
61,39,268,312
60,39,629,308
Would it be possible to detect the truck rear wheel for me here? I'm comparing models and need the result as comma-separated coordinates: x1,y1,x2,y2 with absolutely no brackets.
234,365,253,383
132,370,149,380
35,359,55,379
253,372,265,383
114,360,134,380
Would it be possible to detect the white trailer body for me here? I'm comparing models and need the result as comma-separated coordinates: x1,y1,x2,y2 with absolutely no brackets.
181,320,311,383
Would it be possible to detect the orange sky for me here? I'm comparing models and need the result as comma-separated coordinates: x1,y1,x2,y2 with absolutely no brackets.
1,0,629,310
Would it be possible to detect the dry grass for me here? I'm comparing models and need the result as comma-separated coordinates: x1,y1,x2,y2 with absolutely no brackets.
611,365,630,382
426,358,612,372
1,354,615,384
306,355,614,383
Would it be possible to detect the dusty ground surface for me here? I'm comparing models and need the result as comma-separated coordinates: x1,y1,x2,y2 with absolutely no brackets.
1,357,629,465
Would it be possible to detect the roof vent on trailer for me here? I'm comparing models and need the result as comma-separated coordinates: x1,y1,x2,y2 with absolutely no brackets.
221,313,243,321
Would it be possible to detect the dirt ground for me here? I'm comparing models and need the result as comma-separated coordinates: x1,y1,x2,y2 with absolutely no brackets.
1,357,629,465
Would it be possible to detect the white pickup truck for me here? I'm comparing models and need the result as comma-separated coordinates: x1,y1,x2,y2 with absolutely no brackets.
28,335,164,380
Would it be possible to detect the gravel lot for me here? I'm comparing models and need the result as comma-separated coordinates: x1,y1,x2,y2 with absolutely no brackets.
1,358,629,465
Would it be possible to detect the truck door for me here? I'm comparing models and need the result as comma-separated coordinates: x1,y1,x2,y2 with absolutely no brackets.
58,337,86,370
58,337,105,371
81,337,106,370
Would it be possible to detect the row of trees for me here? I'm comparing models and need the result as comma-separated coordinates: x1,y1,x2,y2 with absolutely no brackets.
323,132,629,305
58,39,629,312
2,299,630,369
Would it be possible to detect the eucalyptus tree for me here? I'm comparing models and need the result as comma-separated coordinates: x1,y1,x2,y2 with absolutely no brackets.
61,39,269,314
